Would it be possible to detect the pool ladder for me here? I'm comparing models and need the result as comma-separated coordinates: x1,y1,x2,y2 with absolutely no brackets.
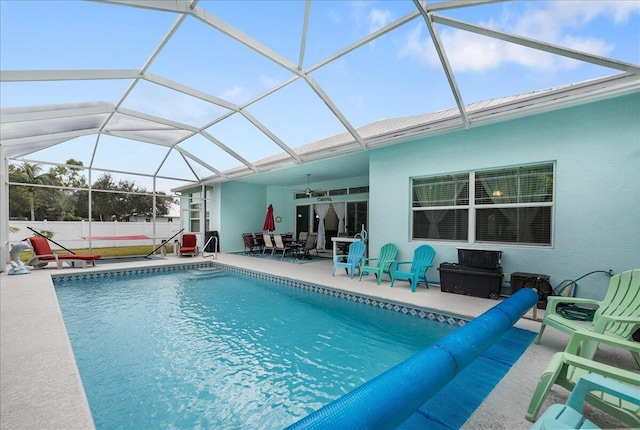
202,235,218,260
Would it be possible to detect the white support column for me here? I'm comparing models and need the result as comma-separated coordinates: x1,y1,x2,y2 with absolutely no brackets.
200,183,206,245
88,169,93,254
0,146,9,271
152,177,158,249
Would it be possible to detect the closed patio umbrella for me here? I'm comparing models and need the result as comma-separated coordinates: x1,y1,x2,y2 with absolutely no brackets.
263,204,275,232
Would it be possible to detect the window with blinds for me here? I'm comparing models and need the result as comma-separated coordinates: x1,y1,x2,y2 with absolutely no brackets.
412,174,469,241
411,163,554,246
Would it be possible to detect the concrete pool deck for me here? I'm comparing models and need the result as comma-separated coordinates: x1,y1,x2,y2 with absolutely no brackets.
1,252,635,429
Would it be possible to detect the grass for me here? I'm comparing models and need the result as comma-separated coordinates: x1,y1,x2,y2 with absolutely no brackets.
18,245,175,262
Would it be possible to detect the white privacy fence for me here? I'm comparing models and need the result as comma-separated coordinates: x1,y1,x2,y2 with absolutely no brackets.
8,221,186,250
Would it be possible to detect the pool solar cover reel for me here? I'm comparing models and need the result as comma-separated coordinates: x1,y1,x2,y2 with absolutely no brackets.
287,288,538,429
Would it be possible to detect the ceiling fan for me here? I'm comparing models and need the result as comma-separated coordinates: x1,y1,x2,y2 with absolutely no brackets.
292,174,325,197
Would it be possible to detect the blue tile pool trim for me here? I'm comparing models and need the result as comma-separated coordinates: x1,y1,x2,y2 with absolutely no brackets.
51,262,468,328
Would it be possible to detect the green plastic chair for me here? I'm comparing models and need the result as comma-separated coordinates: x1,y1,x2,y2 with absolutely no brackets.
332,241,366,279
359,243,398,285
526,330,640,427
530,373,640,429
390,245,436,292
535,268,640,367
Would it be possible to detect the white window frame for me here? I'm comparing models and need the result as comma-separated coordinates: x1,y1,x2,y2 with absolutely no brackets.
411,162,554,246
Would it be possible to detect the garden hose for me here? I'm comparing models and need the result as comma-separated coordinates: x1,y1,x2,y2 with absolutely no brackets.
553,269,613,321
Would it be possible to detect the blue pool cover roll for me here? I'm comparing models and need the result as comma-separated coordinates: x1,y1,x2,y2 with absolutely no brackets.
286,288,538,430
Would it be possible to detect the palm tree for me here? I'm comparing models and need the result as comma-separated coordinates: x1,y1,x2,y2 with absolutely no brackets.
13,162,49,221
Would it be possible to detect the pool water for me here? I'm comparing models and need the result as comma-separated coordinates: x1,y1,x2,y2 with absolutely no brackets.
54,268,458,429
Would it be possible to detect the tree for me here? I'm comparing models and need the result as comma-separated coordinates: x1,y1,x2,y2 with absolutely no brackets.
49,159,87,189
90,174,120,221
11,162,53,221
9,163,176,222
87,173,175,221
43,190,76,221
8,164,30,220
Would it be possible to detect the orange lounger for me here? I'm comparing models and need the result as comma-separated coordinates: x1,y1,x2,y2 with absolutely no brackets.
27,236,101,269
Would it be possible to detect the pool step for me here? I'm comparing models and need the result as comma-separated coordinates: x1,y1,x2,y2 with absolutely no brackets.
189,267,227,278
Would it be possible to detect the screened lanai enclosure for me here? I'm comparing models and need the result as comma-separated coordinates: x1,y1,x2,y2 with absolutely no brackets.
1,0,639,266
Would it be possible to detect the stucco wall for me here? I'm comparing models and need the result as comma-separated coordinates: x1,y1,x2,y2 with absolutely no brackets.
368,93,640,299
219,181,267,252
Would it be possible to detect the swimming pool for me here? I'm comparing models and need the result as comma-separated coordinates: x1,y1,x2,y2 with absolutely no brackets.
53,264,462,429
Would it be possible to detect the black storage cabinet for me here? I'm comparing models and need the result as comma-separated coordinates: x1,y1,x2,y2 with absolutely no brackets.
204,231,220,252
439,263,503,300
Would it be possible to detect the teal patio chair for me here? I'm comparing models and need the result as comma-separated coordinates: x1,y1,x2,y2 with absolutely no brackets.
333,240,366,279
359,243,398,285
390,244,436,292
530,373,640,430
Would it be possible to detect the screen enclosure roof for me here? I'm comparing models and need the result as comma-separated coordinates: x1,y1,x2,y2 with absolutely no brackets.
1,0,639,191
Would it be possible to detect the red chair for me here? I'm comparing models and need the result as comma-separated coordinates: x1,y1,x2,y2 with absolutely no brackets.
27,236,100,269
179,233,198,257
242,233,258,253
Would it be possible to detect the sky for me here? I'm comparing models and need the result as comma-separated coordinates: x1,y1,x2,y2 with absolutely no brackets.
1,0,639,192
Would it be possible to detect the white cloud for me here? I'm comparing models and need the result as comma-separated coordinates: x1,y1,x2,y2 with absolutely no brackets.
543,1,639,27
221,85,245,102
368,8,393,33
398,24,436,67
439,29,507,72
398,1,637,73
259,74,282,89
323,57,353,79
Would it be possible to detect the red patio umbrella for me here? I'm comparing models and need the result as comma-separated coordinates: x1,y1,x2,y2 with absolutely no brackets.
263,204,275,232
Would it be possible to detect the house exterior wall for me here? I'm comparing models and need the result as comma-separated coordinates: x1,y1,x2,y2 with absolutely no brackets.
219,181,267,252
369,93,640,300
178,93,638,300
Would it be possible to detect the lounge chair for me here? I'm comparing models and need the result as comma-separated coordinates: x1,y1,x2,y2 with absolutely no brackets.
359,243,398,285
294,232,318,260
535,268,640,367
179,233,198,257
26,236,100,269
525,330,640,427
390,244,436,292
332,240,366,279
273,234,294,259
530,373,640,430
297,231,308,245
253,233,265,251
262,233,276,256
